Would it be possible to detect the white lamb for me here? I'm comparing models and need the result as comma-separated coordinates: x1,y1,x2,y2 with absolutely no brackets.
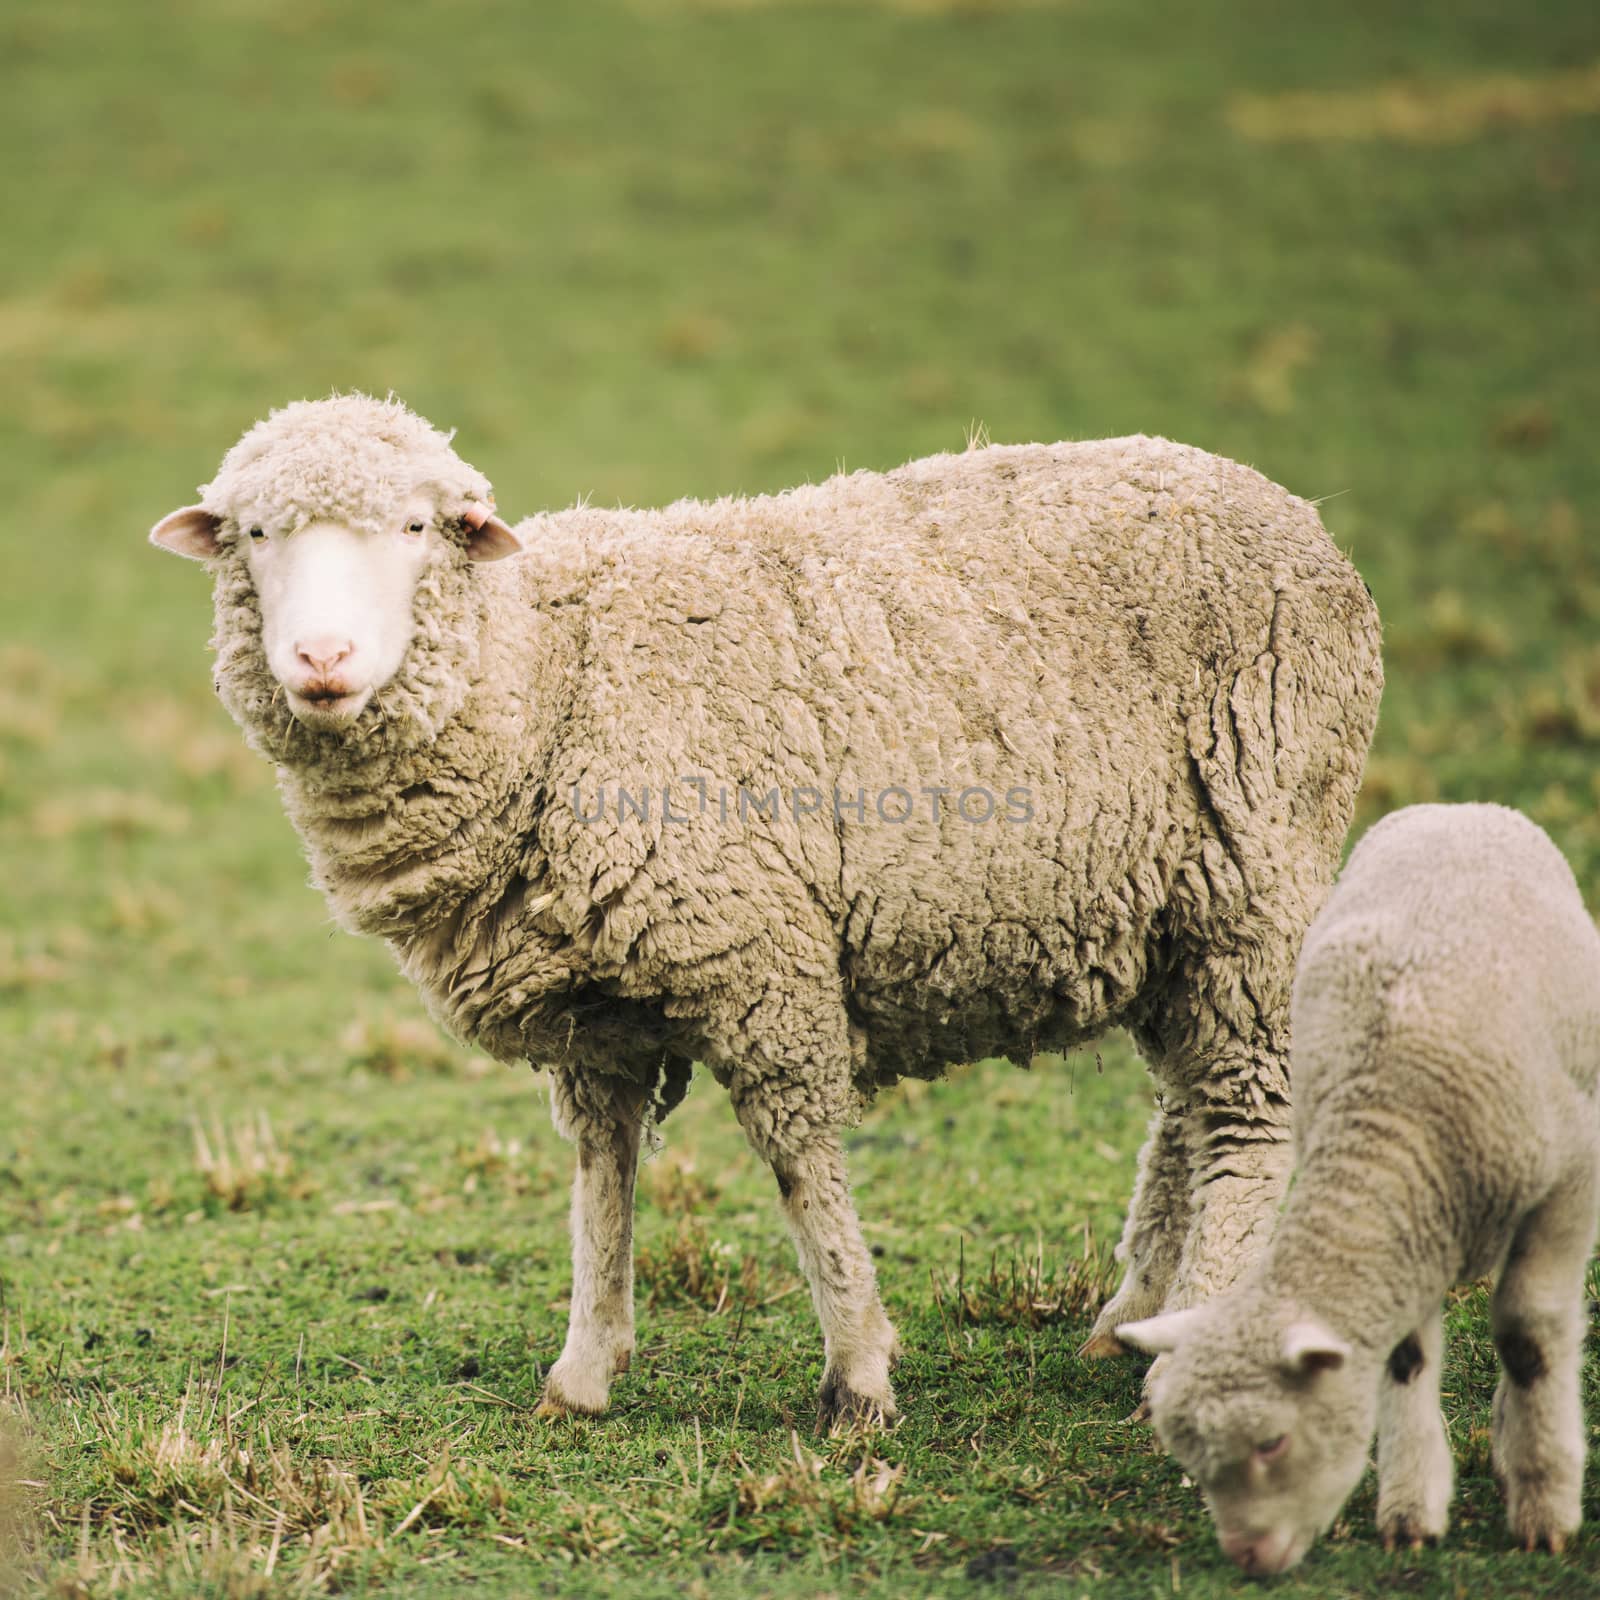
1120,803,1600,1573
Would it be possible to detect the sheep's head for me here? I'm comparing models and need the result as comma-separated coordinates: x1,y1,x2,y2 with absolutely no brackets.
1119,1300,1373,1577
150,395,521,733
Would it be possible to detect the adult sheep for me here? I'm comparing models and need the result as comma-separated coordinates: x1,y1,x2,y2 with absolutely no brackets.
150,394,1382,1427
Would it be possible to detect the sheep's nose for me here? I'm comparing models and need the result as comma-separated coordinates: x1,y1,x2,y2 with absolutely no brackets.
295,636,354,675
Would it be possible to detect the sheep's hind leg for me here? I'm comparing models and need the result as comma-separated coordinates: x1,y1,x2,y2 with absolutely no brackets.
1490,1171,1596,1554
538,1074,647,1418
1376,1306,1452,1549
1082,1093,1189,1357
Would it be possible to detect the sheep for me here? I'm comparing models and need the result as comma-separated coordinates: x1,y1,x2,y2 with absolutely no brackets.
149,393,1382,1427
1119,803,1600,1573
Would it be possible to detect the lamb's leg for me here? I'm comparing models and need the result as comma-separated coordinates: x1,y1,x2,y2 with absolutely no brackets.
538,1074,647,1418
1490,1173,1596,1554
1376,1306,1452,1549
1083,1094,1189,1356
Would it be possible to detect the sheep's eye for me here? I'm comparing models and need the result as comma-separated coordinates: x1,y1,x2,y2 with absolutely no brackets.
404,519,427,536
248,526,266,542
1255,1435,1288,1462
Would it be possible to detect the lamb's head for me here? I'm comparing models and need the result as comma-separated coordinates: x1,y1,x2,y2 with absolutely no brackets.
1120,1300,1372,1577
150,395,521,733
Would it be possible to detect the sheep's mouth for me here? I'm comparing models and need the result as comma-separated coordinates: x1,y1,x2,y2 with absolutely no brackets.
286,685,373,727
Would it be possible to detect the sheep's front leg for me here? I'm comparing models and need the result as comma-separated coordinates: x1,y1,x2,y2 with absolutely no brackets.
719,967,897,1428
767,1131,900,1430
1490,1174,1596,1553
1083,1094,1189,1356
1376,1307,1452,1549
539,1075,647,1418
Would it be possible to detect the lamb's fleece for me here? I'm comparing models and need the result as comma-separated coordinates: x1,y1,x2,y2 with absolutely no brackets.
180,395,1382,1424
1121,803,1600,1573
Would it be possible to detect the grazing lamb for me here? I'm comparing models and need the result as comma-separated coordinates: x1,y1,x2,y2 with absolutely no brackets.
150,394,1382,1427
1121,803,1600,1573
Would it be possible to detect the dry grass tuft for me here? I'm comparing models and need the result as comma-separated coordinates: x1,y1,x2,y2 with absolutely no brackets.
1227,323,1318,415
641,1156,722,1219
372,1451,510,1535
190,1115,314,1212
120,695,264,793
710,1433,906,1550
637,1219,762,1314
1389,590,1512,669
1353,752,1440,824
59,1373,383,1596
0,936,68,996
0,646,68,750
340,1009,482,1081
655,311,729,365
1229,60,1600,145
29,791,190,843
929,1238,1115,1332
1511,646,1600,747
450,1127,554,1201
631,0,1064,14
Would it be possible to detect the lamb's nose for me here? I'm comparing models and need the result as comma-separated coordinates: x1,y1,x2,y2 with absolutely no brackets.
1222,1533,1262,1572
296,636,354,675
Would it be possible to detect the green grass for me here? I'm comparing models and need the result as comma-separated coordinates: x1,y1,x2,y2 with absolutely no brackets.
3,0,1600,1593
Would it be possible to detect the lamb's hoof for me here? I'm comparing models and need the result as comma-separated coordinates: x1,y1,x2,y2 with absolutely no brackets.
1379,1515,1442,1553
1079,1330,1126,1360
1506,1480,1579,1555
1376,1523,1440,1548
1510,1509,1575,1555
817,1370,897,1434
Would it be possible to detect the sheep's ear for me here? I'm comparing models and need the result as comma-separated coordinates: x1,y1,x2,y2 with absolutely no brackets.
150,506,223,561
461,502,522,562
1281,1320,1350,1377
1117,1307,1210,1356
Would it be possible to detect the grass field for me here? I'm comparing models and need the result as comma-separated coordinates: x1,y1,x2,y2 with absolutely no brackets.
3,0,1600,1594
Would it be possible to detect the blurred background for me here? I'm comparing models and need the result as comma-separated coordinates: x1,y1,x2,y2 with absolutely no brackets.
2,1,1598,1594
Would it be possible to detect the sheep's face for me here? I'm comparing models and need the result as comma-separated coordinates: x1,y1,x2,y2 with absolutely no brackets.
242,494,442,729
1120,1302,1374,1576
152,492,520,731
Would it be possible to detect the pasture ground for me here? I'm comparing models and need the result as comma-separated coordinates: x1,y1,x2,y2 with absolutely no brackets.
2,0,1599,1593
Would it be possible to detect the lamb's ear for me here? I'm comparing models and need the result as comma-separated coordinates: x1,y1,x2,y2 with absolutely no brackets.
1281,1319,1351,1377
150,506,223,561
1116,1307,1211,1356
461,502,522,562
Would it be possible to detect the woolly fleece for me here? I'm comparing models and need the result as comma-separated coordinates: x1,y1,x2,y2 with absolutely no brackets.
177,396,1384,1422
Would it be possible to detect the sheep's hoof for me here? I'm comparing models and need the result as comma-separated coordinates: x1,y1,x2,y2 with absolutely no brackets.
536,1367,609,1420
816,1370,897,1434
